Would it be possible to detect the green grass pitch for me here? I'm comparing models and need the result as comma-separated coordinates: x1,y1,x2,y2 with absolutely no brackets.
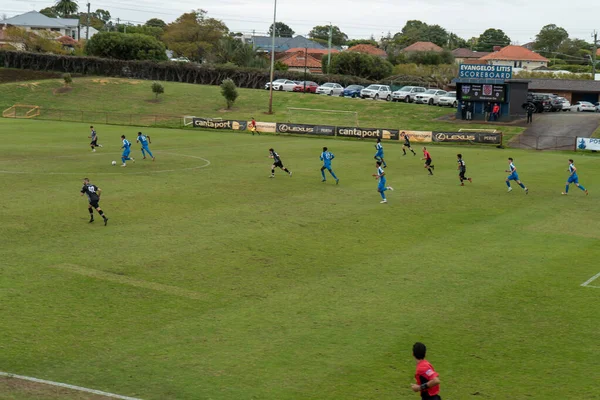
0,118,599,400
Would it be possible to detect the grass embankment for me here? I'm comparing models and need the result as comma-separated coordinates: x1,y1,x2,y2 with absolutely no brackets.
0,77,524,139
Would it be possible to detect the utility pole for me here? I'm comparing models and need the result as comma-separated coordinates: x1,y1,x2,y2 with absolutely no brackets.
267,0,277,114
327,23,332,74
304,47,307,93
592,31,597,80
85,2,90,41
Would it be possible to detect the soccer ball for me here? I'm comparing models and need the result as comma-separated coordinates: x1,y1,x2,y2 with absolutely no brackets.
111,161,117,166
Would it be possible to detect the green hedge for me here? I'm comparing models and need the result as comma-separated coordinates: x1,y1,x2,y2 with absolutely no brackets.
0,50,374,89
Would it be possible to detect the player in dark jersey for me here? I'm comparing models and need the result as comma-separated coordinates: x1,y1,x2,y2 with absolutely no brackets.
401,131,416,156
80,178,108,225
457,154,472,186
268,148,292,178
89,126,102,152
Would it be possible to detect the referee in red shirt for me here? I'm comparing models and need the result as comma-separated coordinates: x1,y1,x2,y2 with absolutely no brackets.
411,342,441,399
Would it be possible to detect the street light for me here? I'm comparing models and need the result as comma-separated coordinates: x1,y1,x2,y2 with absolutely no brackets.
267,0,277,114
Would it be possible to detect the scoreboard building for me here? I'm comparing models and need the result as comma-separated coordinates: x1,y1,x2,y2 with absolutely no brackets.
454,64,528,121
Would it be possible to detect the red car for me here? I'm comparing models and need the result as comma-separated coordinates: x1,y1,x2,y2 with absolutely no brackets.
293,81,319,93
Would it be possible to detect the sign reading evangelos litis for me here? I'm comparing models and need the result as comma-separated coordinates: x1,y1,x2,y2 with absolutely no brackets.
458,64,513,80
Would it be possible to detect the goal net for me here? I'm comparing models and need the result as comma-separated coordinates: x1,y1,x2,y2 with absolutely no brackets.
2,104,40,119
287,107,359,127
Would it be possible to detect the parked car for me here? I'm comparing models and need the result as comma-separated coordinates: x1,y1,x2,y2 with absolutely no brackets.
392,86,426,102
265,79,289,90
415,89,448,105
342,85,365,98
558,97,571,111
594,102,600,112
547,95,563,112
271,79,298,92
293,81,319,93
437,92,457,107
574,101,595,112
360,84,392,101
316,83,344,96
524,93,553,113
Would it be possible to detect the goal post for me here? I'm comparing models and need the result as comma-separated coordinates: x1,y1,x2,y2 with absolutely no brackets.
287,107,359,127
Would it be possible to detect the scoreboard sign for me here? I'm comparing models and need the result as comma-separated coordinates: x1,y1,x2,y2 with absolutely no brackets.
457,83,506,103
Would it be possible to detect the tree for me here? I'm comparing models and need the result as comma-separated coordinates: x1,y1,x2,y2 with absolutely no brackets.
54,0,79,17
163,10,229,62
85,32,167,61
210,36,267,68
325,52,393,80
39,7,59,18
407,50,454,65
5,27,66,54
346,39,378,48
79,9,112,30
474,28,511,52
534,24,569,54
151,82,164,100
556,38,592,65
308,25,348,46
268,22,294,38
448,33,468,49
145,18,166,29
117,24,163,40
220,79,238,109
63,73,72,86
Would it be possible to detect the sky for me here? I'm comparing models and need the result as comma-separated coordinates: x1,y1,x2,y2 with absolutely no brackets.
2,0,598,44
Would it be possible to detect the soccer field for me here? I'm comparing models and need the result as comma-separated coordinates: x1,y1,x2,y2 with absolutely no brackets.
1,118,599,400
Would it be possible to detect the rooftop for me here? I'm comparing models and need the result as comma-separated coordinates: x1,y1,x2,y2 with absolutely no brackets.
402,41,443,53
479,45,549,62
347,44,387,57
451,48,490,58
1,11,78,28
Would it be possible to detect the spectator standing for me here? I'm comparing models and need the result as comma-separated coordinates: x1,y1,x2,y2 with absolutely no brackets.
460,102,467,120
484,102,492,121
411,342,441,399
492,103,500,121
526,105,533,124
466,102,474,121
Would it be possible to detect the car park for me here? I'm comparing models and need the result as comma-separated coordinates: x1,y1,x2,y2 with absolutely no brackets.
342,85,364,98
293,81,319,93
437,92,457,107
574,101,595,112
360,84,392,101
415,89,448,105
391,86,426,103
316,83,344,96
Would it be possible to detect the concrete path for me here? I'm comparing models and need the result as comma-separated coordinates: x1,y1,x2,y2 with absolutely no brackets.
511,113,600,150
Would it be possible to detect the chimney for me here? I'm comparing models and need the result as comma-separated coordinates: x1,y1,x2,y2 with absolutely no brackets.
493,46,501,52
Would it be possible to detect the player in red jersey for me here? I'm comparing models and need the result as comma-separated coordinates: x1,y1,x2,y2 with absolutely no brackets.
411,342,441,399
421,147,434,175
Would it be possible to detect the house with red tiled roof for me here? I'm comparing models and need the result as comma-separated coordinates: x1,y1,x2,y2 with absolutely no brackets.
451,48,490,64
402,41,443,53
278,50,324,73
478,45,549,70
347,44,387,58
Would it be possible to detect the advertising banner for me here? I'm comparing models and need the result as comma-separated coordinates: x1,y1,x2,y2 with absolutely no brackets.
576,137,600,151
193,118,247,130
458,64,513,80
251,121,276,133
432,132,502,144
335,127,400,140
276,123,335,136
400,130,432,143
457,83,506,103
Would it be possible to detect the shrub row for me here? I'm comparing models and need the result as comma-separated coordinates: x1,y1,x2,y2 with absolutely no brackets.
0,50,375,89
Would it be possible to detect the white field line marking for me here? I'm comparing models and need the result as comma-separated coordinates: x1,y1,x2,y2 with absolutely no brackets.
52,264,205,300
581,271,600,288
0,153,210,175
0,371,143,400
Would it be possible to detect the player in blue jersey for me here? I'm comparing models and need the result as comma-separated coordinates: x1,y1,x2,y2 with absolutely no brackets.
372,160,393,203
562,159,588,195
505,157,528,194
136,131,155,161
320,146,339,184
120,135,135,167
374,138,387,168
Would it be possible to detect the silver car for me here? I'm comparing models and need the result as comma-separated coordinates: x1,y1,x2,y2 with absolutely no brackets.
415,89,448,105
392,86,426,103
271,79,298,92
316,83,344,96
360,84,392,101
265,79,288,90
437,92,457,107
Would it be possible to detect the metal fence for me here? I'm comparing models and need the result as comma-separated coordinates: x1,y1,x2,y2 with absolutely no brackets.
2,106,184,129
509,135,577,151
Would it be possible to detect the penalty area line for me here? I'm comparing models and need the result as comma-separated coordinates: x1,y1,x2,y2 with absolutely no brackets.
580,271,600,288
0,371,143,400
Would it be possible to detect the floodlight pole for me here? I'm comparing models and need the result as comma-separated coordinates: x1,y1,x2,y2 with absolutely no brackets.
267,0,277,114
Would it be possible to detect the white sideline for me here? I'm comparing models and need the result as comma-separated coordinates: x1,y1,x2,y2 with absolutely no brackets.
580,272,600,288
0,371,143,400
